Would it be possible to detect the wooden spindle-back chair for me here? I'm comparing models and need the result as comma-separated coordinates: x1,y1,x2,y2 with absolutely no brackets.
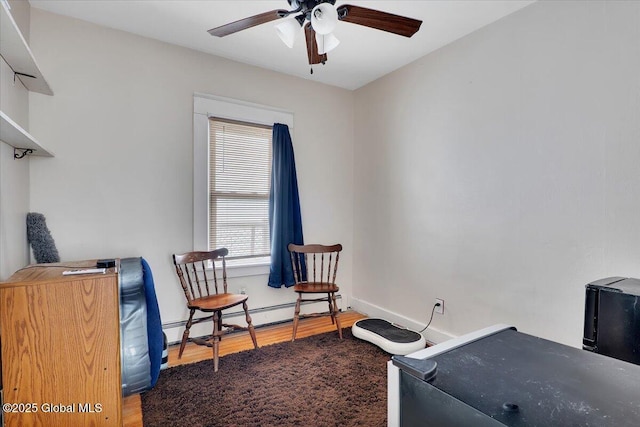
288,243,343,341
172,248,258,372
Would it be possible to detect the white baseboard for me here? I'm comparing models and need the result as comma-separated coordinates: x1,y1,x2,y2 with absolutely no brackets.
350,297,456,345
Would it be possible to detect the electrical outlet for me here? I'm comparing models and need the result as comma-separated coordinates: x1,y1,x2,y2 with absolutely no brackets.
435,298,444,315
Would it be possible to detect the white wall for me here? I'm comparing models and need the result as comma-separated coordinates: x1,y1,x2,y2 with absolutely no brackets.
352,0,640,347
28,9,354,341
0,0,32,280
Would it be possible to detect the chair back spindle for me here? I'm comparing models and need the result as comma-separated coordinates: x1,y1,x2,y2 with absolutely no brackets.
288,244,341,285
173,248,229,304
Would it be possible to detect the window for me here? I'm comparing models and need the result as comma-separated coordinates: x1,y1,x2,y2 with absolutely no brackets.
209,118,272,261
193,93,294,275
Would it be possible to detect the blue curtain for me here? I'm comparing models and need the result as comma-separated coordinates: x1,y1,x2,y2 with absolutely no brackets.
268,123,304,288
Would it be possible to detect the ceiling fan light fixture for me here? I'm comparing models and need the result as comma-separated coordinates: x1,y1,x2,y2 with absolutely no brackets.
315,32,340,55
275,18,302,48
207,2,423,68
310,3,338,35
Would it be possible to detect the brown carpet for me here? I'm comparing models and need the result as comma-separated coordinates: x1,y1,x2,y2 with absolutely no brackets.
141,328,389,427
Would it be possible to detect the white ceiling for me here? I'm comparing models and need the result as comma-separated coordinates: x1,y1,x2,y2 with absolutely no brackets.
29,0,536,90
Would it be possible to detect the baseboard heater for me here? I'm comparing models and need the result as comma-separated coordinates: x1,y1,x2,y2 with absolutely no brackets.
162,294,343,344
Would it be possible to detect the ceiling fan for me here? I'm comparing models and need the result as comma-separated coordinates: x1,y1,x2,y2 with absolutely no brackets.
208,1,422,71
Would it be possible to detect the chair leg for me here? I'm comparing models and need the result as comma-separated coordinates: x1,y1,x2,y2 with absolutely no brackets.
328,294,335,325
243,301,258,349
331,292,343,339
179,309,196,359
292,293,302,341
212,311,221,372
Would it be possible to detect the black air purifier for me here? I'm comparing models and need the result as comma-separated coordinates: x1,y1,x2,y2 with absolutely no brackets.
583,277,640,365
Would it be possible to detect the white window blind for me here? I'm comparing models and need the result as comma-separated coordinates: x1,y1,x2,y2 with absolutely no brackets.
209,118,272,259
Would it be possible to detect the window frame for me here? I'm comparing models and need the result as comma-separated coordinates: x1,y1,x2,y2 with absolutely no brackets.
193,93,294,277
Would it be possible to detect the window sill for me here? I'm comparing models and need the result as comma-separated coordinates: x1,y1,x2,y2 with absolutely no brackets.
222,261,270,278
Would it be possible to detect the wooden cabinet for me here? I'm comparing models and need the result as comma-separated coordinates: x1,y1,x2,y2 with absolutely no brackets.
0,261,122,426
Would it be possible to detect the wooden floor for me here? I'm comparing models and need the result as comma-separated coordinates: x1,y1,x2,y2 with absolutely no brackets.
122,311,367,426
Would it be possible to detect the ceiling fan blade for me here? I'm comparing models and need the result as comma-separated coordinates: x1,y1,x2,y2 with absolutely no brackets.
208,9,288,37
304,23,327,65
337,5,422,38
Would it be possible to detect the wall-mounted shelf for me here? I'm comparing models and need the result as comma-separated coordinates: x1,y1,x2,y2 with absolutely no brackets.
0,1,53,95
0,110,53,157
